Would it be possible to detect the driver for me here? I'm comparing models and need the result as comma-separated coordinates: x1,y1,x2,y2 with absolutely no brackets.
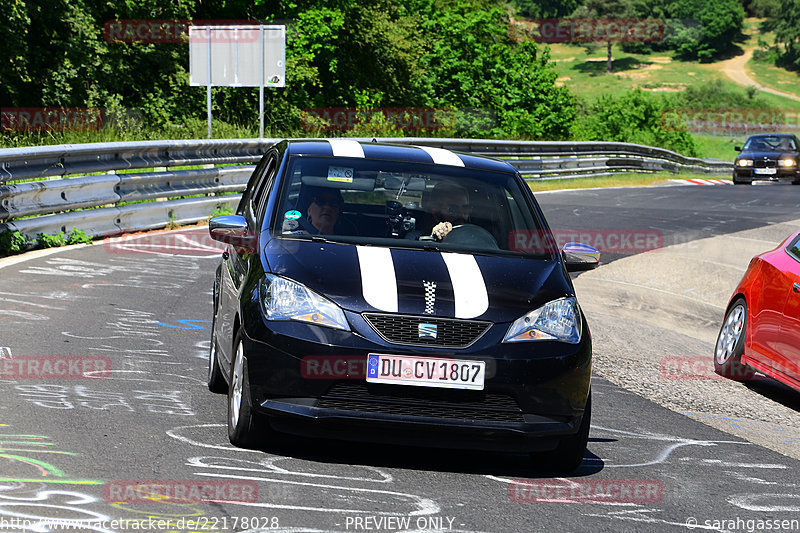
428,182,471,241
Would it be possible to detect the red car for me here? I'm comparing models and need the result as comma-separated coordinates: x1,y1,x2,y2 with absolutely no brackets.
715,230,800,392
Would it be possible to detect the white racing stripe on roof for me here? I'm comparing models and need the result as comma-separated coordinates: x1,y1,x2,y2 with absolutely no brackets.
418,146,465,167
441,252,488,318
327,139,365,158
357,246,398,312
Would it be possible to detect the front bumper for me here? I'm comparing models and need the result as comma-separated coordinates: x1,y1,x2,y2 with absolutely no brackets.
734,167,800,181
238,309,592,452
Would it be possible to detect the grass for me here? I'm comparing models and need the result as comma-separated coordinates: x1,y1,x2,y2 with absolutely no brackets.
526,171,725,192
692,134,744,160
547,35,800,110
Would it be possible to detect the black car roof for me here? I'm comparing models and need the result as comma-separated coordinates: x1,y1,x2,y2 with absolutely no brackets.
284,139,516,174
747,134,797,139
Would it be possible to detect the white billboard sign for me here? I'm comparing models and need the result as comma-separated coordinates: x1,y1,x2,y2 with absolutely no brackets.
189,25,285,137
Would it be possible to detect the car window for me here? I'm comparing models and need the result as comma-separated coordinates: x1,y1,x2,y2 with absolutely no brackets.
743,136,796,151
236,154,273,216
787,235,800,263
273,155,555,258
254,155,278,223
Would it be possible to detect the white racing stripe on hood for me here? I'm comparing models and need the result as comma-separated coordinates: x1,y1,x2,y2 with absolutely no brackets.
441,253,488,318
356,246,398,312
418,146,465,167
328,138,365,158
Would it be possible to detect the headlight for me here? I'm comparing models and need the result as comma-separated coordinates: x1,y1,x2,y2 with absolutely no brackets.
259,274,350,331
736,159,753,167
502,297,581,344
779,158,796,167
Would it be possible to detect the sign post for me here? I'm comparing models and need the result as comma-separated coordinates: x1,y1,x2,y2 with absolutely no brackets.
189,25,285,138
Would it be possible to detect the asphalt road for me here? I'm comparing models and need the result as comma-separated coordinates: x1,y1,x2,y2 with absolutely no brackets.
0,183,797,532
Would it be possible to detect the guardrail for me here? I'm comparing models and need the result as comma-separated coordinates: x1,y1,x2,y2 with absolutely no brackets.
0,137,732,240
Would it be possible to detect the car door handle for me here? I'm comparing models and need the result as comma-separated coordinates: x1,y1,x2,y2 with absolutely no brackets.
794,283,800,293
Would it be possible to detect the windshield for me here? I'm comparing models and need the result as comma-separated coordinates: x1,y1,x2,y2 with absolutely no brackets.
272,155,555,258
743,136,797,151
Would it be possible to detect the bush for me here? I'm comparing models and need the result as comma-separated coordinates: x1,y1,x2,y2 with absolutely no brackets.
0,230,29,255
37,232,67,249
572,90,697,156
67,228,92,245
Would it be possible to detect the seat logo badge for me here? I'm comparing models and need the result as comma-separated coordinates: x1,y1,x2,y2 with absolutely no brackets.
419,323,438,339
423,280,437,315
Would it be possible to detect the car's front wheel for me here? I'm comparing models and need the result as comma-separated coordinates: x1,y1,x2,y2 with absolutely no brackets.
714,298,754,381
228,331,265,448
531,391,591,473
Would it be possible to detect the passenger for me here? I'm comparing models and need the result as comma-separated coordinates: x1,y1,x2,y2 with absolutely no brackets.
428,182,471,241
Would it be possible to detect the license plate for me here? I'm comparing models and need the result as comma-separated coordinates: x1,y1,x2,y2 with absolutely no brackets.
755,168,777,175
366,354,485,390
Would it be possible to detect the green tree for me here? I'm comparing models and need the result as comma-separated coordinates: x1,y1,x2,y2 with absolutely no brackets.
572,90,696,155
773,0,800,68
572,0,632,73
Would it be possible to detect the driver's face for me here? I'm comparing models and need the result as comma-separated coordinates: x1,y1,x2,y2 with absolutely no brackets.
434,192,470,225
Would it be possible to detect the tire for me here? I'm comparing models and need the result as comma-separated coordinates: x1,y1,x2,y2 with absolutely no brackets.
531,391,591,473
714,298,754,381
207,313,227,393
733,177,752,185
227,330,264,448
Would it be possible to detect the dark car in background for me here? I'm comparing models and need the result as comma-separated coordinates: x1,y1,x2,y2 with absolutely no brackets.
207,139,600,472
733,134,800,185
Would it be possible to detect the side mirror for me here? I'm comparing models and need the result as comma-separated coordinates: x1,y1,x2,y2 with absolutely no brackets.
562,242,599,272
209,215,258,253
734,146,742,152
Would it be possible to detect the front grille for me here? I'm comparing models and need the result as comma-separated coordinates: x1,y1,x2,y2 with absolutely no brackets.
754,159,777,168
316,382,524,423
362,313,492,348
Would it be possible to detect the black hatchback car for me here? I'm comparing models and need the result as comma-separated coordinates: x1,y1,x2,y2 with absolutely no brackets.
207,139,599,471
734,133,800,184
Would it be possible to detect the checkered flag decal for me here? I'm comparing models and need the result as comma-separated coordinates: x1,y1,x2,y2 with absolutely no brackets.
423,281,437,314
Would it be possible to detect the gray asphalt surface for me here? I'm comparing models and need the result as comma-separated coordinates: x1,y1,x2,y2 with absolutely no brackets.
0,183,797,532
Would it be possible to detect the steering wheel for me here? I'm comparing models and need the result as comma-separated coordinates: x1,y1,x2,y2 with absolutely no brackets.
441,224,499,249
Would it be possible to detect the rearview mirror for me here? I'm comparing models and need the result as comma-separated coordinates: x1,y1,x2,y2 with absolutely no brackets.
209,215,258,253
734,146,742,152
562,242,600,272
